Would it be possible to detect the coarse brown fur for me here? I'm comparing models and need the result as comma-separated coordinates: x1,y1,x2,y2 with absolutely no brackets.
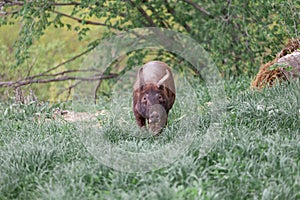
251,39,300,89
133,83,175,130
133,61,176,134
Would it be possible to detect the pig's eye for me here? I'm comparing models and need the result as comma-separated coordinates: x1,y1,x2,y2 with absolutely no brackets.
141,95,147,103
157,94,163,102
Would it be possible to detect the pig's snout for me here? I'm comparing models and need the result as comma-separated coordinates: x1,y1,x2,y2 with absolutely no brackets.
149,111,160,124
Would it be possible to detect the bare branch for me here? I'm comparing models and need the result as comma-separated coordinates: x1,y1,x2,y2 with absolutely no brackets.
93,54,127,103
26,47,94,80
25,54,39,78
55,80,82,100
27,69,102,80
0,73,118,88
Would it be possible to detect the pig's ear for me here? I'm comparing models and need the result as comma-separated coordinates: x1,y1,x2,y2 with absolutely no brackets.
157,69,170,86
138,68,145,89
158,84,164,90
139,85,144,91
167,92,175,110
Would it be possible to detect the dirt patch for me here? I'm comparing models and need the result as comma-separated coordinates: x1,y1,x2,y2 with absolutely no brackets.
53,108,102,123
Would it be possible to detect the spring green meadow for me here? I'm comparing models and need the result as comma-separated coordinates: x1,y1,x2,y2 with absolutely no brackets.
1,77,300,199
1,1,300,199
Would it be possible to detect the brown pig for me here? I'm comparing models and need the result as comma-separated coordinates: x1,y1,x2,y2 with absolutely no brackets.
133,61,176,134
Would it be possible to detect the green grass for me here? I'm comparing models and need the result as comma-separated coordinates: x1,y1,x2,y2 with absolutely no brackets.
1,77,300,199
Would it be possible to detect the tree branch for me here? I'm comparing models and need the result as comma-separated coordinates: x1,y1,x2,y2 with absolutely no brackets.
1,0,81,7
49,2,81,6
93,54,127,103
26,69,101,80
25,47,94,80
181,0,212,17
2,1,121,31
147,3,169,28
55,80,82,100
51,10,107,27
0,73,118,88
126,0,157,27
164,0,191,33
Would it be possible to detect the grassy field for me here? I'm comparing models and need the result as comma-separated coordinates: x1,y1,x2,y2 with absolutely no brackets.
0,77,300,200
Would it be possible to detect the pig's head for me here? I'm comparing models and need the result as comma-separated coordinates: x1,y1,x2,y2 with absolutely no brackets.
133,61,176,134
133,67,174,133
136,83,168,130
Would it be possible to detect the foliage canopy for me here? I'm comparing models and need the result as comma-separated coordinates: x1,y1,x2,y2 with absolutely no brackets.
0,0,299,99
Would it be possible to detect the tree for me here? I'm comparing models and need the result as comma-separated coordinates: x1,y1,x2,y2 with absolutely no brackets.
0,0,299,100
